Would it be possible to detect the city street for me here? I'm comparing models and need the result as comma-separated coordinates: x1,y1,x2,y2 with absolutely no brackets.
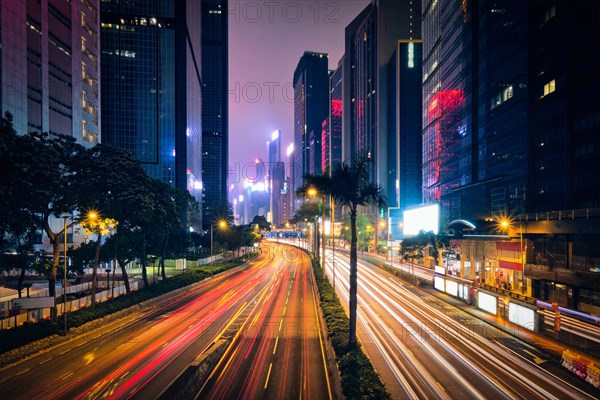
0,245,331,400
323,249,600,399
198,243,331,399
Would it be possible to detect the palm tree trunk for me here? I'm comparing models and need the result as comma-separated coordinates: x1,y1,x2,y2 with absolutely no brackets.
349,208,358,348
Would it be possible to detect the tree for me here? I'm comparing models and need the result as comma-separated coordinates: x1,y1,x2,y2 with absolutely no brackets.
74,144,162,293
340,213,372,251
250,215,271,231
300,153,385,347
1,113,88,320
80,211,118,306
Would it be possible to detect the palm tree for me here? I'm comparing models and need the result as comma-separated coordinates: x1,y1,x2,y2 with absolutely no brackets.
300,154,385,347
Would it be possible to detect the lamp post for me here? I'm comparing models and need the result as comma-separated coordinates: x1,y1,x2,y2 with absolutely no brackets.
307,188,319,262
105,267,111,296
499,218,526,294
210,220,228,276
62,216,68,335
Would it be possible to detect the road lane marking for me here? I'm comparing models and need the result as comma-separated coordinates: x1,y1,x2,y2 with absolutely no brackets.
273,337,279,354
264,363,273,389
282,306,286,315
279,319,283,332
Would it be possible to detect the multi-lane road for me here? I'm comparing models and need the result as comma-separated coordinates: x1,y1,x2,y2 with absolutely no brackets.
322,248,600,399
0,243,331,400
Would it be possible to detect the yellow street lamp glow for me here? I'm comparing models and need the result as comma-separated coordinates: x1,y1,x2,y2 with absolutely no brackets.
218,220,227,229
87,210,98,220
307,188,317,198
379,221,386,228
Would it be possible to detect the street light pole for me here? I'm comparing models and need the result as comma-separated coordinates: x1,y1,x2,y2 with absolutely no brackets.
63,217,68,335
210,224,214,277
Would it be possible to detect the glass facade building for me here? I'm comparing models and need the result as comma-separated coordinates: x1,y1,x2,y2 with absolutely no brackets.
201,0,228,227
292,51,329,212
100,0,202,217
1,0,100,147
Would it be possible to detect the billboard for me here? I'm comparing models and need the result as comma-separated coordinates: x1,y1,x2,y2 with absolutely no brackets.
403,204,439,236
508,303,536,331
478,292,497,315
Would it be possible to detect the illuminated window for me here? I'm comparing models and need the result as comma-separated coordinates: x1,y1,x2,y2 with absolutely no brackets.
81,61,86,80
82,119,87,137
543,79,556,97
503,86,513,101
82,90,87,108
81,11,85,27
81,37,86,51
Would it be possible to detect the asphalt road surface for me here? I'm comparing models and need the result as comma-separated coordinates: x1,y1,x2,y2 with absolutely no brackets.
0,244,331,400
323,249,600,400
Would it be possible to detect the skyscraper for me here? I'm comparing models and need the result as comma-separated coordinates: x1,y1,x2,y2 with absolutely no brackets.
267,130,284,227
421,0,600,310
342,0,422,232
292,51,329,210
100,0,202,220
1,0,101,147
201,0,228,227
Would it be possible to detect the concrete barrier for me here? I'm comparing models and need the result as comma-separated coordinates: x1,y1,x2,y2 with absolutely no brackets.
158,339,229,400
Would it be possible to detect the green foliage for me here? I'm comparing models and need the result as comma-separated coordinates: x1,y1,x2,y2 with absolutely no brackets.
250,215,271,231
310,256,390,400
340,213,372,251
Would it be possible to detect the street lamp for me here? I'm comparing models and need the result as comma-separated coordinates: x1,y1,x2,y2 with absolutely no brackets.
499,218,526,294
62,216,69,335
210,220,228,276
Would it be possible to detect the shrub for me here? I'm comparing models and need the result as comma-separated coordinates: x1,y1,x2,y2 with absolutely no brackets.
310,255,390,400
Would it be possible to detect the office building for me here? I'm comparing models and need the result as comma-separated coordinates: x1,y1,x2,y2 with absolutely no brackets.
267,130,284,226
100,0,202,222
292,51,329,211
1,0,101,147
421,0,600,312
201,0,228,227
343,0,422,234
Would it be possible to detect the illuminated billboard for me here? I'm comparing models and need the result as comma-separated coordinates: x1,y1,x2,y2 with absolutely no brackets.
403,204,439,236
508,303,536,331
478,292,497,315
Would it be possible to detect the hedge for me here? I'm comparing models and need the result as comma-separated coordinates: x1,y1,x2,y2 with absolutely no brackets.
310,255,391,400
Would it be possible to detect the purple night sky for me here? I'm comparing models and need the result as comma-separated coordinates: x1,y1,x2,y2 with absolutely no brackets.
228,0,370,185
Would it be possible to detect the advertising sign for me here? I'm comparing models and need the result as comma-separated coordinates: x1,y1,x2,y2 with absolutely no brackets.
478,292,497,315
403,204,439,236
508,303,536,331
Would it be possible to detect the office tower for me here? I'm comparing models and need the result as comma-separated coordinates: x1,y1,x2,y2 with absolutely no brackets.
342,0,422,233
421,0,600,310
267,130,284,226
329,61,343,172
100,0,202,220
1,0,101,147
201,0,228,227
292,51,329,211
525,2,600,307
387,40,422,239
